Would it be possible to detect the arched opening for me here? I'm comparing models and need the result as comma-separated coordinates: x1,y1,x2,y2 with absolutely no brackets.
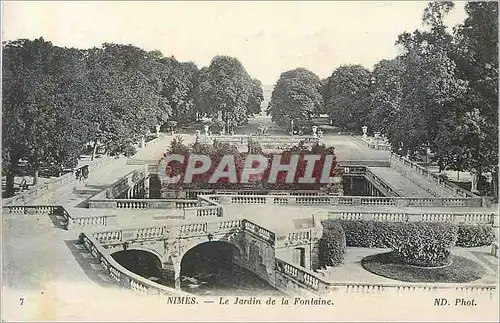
111,249,162,281
180,241,279,296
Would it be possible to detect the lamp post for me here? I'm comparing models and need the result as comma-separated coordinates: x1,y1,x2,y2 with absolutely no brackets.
291,119,294,136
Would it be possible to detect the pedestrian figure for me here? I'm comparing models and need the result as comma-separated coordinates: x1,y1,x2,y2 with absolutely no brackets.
75,169,82,181
82,165,89,180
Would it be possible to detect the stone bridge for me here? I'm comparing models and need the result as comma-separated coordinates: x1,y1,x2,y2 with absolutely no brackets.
85,217,323,294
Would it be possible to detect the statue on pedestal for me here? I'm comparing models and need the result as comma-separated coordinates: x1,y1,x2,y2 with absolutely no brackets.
204,124,210,137
155,125,161,137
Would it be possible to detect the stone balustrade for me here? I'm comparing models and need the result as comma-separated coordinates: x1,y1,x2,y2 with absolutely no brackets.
3,157,114,206
275,257,496,297
183,205,223,218
243,220,275,243
206,194,484,208
89,198,197,209
390,153,478,199
80,232,191,297
328,210,497,225
69,215,115,228
2,205,61,215
364,168,401,197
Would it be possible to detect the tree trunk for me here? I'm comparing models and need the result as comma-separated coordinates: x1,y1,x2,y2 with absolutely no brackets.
471,172,480,194
492,168,498,202
33,169,39,186
91,139,98,161
5,170,15,198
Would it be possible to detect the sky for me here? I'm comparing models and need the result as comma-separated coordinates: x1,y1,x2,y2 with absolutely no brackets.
2,1,467,85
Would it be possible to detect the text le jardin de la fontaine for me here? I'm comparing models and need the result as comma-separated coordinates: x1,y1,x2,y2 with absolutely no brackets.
165,296,334,306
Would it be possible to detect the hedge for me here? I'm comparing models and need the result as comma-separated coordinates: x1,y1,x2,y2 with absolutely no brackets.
455,224,495,247
326,220,458,267
318,221,346,268
334,220,494,249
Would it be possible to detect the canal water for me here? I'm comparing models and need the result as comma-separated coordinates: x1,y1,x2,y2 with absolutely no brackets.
177,264,283,296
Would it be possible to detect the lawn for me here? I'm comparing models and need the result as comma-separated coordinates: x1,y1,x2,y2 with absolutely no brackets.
361,251,485,283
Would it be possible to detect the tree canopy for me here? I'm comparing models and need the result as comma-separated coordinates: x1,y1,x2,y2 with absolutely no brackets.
267,68,323,129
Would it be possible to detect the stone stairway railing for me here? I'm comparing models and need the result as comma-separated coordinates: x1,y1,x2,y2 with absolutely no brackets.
79,232,192,297
389,153,479,199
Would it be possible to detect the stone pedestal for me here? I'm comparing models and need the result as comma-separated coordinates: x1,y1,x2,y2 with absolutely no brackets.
155,125,161,138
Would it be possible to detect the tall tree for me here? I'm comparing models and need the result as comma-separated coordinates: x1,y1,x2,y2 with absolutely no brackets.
2,38,90,193
194,56,255,133
324,65,372,132
267,68,323,129
159,57,199,125
85,43,168,158
247,78,264,116
368,58,404,135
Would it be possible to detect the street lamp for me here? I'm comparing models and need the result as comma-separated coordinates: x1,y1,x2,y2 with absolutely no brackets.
291,119,294,136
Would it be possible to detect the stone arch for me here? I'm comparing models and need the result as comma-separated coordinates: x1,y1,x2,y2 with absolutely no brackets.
179,240,243,284
178,236,243,261
124,245,166,264
111,248,163,280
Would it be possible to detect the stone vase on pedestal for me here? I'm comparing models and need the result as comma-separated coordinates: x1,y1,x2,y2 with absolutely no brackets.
362,126,368,139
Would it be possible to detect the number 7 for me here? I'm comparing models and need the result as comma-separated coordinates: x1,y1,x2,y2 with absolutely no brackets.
20,298,24,305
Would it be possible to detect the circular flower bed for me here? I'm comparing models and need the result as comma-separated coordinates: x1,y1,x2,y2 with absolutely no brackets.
361,251,485,283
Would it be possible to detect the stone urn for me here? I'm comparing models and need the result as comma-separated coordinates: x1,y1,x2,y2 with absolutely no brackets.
312,125,318,138
362,126,368,138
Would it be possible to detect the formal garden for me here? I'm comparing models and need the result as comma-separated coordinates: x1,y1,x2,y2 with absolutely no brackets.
319,219,496,283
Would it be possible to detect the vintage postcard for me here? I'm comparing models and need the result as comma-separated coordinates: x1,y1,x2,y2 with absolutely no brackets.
1,1,498,321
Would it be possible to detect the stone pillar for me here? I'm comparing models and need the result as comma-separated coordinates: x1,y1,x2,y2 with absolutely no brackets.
312,125,318,138
173,261,181,290
141,136,146,148
155,125,161,138
204,125,210,137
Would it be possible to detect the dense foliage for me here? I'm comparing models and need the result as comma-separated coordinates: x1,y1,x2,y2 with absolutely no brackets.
326,220,460,267
266,2,498,197
2,40,263,196
318,221,346,268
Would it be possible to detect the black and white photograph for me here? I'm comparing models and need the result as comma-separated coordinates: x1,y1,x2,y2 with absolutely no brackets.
1,1,498,321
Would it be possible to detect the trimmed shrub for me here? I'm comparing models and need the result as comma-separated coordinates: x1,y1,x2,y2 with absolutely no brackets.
456,224,495,247
389,222,457,267
328,220,458,267
318,221,346,268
